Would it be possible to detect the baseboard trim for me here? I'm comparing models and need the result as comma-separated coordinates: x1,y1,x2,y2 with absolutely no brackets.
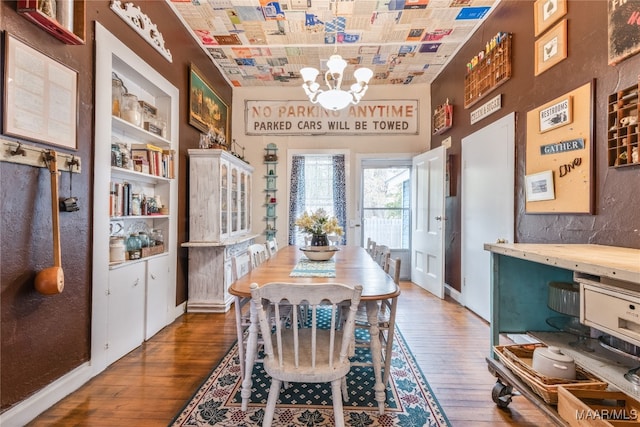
444,283,462,303
0,362,92,427
173,301,186,320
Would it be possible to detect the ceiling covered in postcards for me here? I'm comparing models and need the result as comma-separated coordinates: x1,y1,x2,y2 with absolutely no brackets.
168,0,499,88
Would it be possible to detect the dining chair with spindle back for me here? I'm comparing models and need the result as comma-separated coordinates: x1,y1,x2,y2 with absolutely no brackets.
250,282,363,427
366,238,376,257
232,251,253,379
248,243,268,267
373,244,390,271
351,257,400,387
265,237,279,258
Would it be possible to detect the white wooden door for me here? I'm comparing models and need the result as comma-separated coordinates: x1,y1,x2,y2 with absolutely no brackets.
461,112,515,321
411,146,445,298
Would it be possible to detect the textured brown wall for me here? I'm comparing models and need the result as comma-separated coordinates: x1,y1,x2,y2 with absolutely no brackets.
0,1,229,411
432,0,640,292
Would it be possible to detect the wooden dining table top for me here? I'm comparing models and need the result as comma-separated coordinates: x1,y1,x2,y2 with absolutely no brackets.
229,245,400,301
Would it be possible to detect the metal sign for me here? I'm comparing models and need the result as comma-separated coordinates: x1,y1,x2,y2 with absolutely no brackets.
245,99,419,135
470,94,502,125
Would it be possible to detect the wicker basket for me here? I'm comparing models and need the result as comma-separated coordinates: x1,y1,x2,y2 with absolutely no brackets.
494,343,608,404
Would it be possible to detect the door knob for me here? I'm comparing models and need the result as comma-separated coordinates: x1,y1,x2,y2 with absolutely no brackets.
435,216,446,221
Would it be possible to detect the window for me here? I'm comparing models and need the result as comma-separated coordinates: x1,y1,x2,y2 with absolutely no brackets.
289,154,346,246
361,162,411,250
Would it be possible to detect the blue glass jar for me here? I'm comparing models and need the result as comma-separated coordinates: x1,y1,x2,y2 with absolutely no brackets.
126,233,142,260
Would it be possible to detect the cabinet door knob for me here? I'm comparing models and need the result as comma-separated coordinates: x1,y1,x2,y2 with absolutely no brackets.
150,274,156,280
133,278,139,287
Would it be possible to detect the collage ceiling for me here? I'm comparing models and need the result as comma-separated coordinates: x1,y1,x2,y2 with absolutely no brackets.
168,0,498,88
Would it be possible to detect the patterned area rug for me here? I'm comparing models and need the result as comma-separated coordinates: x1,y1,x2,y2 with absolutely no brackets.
289,259,336,277
171,325,450,426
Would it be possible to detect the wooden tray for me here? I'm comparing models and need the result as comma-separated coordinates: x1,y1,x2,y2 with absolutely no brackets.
558,386,640,426
494,343,608,404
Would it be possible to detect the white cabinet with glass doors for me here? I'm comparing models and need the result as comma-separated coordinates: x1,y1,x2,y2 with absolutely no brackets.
183,149,257,312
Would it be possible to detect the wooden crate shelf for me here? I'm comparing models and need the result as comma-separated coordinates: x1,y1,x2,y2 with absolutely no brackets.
607,82,640,168
433,99,453,135
464,34,512,109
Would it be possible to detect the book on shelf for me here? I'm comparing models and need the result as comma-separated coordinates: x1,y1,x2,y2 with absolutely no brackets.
130,144,174,178
110,181,132,217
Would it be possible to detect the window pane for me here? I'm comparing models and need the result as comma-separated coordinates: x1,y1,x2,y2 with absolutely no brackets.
362,166,410,249
303,156,334,216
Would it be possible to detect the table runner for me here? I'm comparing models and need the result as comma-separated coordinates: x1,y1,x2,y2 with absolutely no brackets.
289,258,336,277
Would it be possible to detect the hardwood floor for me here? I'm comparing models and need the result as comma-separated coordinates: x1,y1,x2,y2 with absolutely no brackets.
28,281,554,426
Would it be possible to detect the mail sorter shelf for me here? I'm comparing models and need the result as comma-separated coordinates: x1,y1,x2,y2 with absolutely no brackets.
607,82,640,168
464,34,512,109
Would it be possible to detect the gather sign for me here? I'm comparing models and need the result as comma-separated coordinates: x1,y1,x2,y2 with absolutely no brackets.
245,99,419,135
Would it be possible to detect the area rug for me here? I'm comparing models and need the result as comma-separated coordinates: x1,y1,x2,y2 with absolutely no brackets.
170,326,450,426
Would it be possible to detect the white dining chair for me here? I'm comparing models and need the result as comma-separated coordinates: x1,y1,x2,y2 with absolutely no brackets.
373,244,390,271
328,234,340,246
366,238,376,257
265,237,279,258
248,243,268,267
352,257,400,387
250,282,363,427
232,248,291,380
231,251,253,379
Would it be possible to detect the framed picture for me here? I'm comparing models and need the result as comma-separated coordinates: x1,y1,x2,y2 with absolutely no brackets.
608,0,640,65
533,0,567,37
189,64,229,144
534,19,568,76
3,33,78,149
539,96,572,133
525,170,555,202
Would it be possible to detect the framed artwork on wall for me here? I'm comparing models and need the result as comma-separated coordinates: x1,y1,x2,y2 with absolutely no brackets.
533,0,567,37
2,33,78,150
534,19,568,76
539,96,572,133
189,64,229,145
525,170,555,202
608,0,640,65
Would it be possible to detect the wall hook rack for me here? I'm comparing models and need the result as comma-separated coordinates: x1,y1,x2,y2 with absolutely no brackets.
10,142,26,157
1,138,82,173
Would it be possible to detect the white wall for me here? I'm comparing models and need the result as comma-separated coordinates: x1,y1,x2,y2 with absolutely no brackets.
231,84,432,246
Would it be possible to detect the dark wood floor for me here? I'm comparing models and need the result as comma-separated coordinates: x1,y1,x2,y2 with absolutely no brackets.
28,281,554,426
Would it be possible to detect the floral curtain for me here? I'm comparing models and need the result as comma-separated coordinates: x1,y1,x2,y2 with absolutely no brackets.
332,154,347,244
288,155,305,245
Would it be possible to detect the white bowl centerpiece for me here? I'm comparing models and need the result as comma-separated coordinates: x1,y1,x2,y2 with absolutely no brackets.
299,246,340,261
295,208,343,261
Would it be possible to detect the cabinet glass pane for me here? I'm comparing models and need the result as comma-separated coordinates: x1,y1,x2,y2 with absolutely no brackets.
240,172,246,230
247,175,251,230
231,169,238,232
221,164,228,234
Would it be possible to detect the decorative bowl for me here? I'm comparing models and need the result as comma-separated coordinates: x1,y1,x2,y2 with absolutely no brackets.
299,246,339,261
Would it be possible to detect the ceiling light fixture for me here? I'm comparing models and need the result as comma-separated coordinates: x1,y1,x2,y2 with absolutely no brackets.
300,36,373,111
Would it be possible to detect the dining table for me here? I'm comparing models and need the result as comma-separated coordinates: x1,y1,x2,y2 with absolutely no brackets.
229,244,401,414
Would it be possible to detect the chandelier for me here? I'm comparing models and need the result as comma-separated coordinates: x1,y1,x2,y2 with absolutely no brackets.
300,52,373,111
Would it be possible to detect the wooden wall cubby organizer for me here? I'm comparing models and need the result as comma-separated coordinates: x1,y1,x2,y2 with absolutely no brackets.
433,99,453,135
464,34,512,109
607,82,640,167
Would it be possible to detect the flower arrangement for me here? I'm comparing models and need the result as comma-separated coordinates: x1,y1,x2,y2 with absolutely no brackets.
295,208,343,236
